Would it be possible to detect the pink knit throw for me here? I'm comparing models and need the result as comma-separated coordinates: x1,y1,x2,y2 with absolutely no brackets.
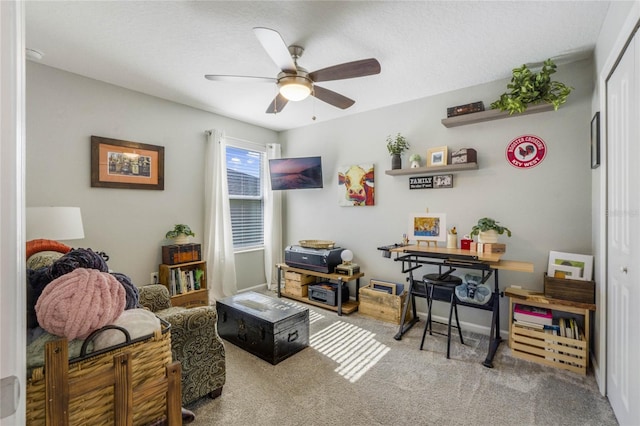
35,268,126,340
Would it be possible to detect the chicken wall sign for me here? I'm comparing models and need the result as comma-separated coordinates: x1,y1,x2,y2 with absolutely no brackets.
505,135,547,169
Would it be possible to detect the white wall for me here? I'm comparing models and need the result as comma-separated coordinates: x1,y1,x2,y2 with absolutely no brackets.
26,62,277,288
280,58,594,335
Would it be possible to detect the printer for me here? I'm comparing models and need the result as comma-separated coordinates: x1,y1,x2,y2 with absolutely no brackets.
285,245,345,274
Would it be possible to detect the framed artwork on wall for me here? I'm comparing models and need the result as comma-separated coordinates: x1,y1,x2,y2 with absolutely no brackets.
91,136,165,190
338,163,375,206
408,212,447,243
427,146,448,167
591,112,600,169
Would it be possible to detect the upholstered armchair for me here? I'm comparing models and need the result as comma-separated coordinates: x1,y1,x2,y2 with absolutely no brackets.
138,285,225,406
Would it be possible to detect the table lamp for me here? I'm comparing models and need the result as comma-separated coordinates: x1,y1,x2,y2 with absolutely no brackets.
335,249,360,276
26,206,85,241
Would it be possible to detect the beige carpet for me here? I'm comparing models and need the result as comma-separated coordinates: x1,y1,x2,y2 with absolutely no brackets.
186,291,617,425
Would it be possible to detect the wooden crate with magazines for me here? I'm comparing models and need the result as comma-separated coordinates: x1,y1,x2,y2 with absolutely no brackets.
26,320,182,426
358,279,412,324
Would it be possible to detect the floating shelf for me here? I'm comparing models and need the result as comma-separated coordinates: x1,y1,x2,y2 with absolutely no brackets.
441,103,555,128
385,162,478,176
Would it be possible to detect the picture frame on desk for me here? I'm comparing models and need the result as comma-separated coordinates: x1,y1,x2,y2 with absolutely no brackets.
91,135,165,190
408,212,447,243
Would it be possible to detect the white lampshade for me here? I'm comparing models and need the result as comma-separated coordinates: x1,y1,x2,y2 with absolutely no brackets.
26,207,85,241
341,249,354,263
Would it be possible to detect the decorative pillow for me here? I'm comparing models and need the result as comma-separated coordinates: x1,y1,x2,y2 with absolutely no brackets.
26,239,71,260
26,250,64,270
455,273,492,305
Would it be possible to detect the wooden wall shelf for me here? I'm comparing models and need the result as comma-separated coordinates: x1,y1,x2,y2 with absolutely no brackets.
385,162,478,176
441,103,555,128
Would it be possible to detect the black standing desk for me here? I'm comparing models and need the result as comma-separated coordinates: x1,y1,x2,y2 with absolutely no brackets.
381,244,533,368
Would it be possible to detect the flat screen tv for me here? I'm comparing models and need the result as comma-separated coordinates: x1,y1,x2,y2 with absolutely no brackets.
268,156,323,190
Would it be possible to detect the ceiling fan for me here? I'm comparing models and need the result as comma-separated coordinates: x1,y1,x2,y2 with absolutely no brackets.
204,27,381,114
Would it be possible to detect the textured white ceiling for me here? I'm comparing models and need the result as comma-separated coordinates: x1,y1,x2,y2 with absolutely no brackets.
25,1,610,131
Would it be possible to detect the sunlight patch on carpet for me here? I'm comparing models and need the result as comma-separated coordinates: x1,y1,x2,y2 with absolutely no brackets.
310,321,390,383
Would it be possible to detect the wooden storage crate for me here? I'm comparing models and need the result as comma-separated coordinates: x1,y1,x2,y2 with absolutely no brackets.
26,321,180,425
284,271,316,298
358,280,412,325
510,324,587,375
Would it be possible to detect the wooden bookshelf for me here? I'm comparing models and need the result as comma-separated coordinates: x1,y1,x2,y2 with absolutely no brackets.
159,260,208,308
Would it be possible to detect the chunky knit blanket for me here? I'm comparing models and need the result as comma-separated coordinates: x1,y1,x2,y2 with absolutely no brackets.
35,268,126,340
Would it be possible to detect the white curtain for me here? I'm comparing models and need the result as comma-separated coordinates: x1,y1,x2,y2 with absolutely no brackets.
264,143,283,290
204,129,237,300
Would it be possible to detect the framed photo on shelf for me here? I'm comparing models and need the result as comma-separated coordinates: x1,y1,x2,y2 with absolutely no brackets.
547,251,593,281
408,212,447,243
91,135,165,190
591,112,600,169
427,146,448,167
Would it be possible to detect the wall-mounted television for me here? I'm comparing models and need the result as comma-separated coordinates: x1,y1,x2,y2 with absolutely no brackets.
268,156,323,190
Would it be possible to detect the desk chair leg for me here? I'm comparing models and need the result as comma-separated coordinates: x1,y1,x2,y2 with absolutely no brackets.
420,284,435,350
446,294,464,359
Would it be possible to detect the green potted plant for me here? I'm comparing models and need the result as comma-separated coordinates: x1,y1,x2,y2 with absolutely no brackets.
386,133,410,170
409,153,422,169
491,59,572,114
165,224,195,245
470,217,512,243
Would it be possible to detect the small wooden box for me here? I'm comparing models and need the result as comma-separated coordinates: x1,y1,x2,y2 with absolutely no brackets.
483,243,506,253
450,148,478,165
358,280,412,325
284,271,316,297
162,243,202,265
544,273,595,304
447,102,484,118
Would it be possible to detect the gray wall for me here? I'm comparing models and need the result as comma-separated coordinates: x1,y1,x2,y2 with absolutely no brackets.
279,58,594,334
26,62,276,288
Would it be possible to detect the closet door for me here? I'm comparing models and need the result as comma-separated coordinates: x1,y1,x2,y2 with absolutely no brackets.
606,30,640,425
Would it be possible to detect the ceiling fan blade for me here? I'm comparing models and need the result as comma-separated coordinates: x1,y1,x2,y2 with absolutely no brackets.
253,27,297,73
204,74,276,83
309,58,381,82
266,93,289,114
312,85,355,109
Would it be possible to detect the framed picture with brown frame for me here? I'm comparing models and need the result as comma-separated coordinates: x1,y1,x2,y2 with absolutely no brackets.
91,136,164,190
427,146,448,167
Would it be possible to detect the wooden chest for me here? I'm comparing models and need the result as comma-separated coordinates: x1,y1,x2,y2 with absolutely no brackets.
216,292,309,365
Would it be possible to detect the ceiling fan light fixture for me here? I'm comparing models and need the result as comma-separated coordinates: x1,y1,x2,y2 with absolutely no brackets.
278,75,312,101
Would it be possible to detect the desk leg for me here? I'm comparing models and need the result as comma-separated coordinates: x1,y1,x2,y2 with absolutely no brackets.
276,266,282,298
394,273,420,340
483,270,501,368
355,278,360,302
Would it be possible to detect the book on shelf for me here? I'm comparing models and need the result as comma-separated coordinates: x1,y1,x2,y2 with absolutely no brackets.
513,304,553,325
513,319,545,330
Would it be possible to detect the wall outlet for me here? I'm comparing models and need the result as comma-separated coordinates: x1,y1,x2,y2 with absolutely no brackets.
150,272,159,284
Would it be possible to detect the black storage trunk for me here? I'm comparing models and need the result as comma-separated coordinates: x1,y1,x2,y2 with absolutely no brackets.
216,292,309,365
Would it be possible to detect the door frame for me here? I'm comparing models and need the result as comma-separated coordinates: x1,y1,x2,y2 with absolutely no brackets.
596,3,640,396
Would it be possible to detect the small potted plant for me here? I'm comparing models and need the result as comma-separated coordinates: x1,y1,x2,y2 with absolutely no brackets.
409,153,422,168
469,217,512,243
386,133,410,170
165,224,195,245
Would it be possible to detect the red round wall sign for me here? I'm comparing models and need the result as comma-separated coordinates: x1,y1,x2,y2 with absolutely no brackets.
505,135,547,169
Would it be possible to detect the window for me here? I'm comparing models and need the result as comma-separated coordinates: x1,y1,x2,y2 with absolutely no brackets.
226,144,264,250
